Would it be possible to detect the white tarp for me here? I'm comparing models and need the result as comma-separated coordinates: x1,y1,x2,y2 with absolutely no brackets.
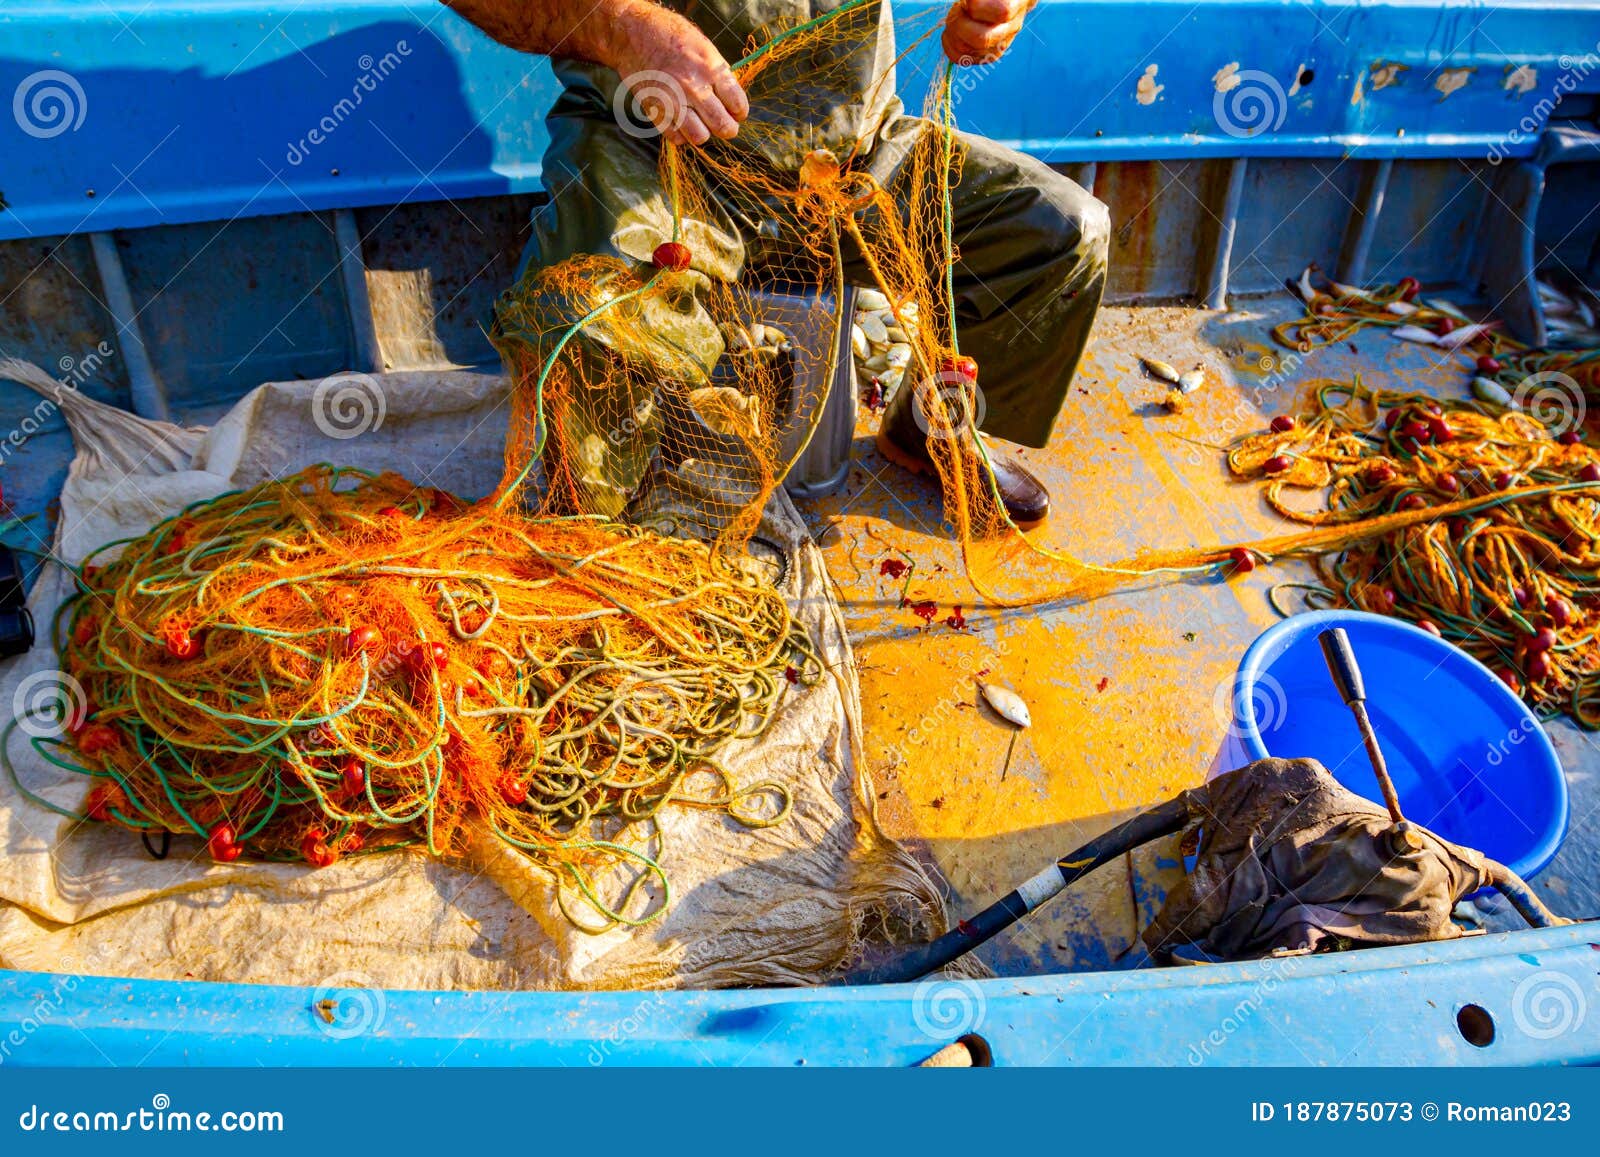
0,360,947,991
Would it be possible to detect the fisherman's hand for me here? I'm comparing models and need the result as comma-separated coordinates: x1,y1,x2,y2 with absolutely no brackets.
607,0,748,146
943,0,1035,65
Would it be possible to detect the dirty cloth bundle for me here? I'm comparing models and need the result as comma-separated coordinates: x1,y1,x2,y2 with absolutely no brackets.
1144,758,1486,959
0,362,945,989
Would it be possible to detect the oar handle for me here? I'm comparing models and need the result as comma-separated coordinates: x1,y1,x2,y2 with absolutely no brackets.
837,795,1189,985
1318,627,1413,838
1318,627,1366,705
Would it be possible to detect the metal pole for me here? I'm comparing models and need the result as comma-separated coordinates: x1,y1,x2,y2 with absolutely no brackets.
89,231,169,421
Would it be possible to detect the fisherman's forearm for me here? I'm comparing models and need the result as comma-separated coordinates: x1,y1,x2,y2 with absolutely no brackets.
444,0,748,145
442,0,653,69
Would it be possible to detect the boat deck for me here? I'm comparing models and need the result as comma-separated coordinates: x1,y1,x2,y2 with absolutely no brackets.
799,295,1600,974
3,291,1593,979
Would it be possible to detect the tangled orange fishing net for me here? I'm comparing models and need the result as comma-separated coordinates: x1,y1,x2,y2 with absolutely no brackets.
1231,378,1600,726
490,5,1255,607
1234,268,1600,724
488,4,1544,606
31,467,812,927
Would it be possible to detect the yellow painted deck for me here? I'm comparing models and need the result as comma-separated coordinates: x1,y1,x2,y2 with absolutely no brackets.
793,296,1480,973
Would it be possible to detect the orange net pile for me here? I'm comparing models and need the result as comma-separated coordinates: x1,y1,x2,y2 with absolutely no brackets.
1230,378,1600,725
15,468,810,927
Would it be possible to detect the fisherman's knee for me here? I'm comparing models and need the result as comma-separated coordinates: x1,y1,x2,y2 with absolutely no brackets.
1079,194,1110,271
1041,177,1109,282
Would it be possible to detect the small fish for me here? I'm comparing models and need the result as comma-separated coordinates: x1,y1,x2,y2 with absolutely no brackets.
1435,322,1493,349
1546,320,1600,346
857,288,891,313
1424,297,1471,322
1177,370,1205,394
1537,280,1574,310
851,324,869,360
1329,280,1374,300
1293,265,1318,304
978,682,1031,728
858,312,889,346
1543,316,1594,341
1391,325,1441,345
1141,357,1181,384
1472,376,1513,405
1384,301,1419,316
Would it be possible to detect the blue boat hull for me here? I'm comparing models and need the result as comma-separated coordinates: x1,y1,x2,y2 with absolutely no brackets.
3,925,1596,1066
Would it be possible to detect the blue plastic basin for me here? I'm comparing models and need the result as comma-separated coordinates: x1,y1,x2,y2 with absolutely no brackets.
1226,610,1568,881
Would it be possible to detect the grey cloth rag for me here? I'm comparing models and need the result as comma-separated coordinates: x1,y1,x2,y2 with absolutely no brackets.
1143,758,1487,960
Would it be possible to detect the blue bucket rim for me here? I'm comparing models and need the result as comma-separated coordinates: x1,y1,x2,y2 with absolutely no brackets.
1233,609,1569,881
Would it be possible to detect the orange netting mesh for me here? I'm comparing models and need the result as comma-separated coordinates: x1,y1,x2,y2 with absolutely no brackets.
489,3,1498,605
32,466,813,927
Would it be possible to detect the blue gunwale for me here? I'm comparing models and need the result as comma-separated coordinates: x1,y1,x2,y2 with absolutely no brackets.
3,0,1596,239
3,924,1597,1066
